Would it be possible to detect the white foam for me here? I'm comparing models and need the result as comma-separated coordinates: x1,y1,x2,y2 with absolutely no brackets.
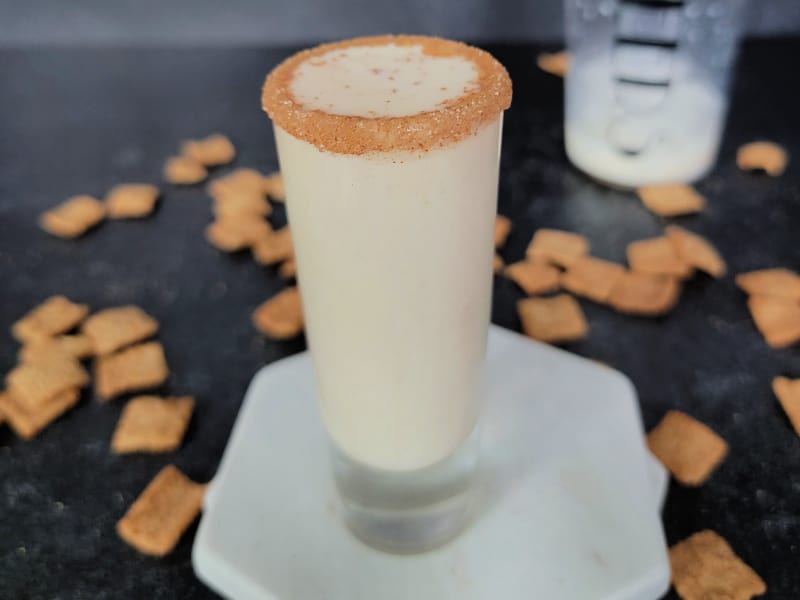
290,44,478,118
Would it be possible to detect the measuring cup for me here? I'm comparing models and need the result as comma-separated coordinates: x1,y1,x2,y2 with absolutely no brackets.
564,0,748,188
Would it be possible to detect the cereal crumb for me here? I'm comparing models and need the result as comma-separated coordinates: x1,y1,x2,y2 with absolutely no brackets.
494,215,512,249
638,184,705,217
278,258,297,279
737,141,788,176
262,171,285,202
772,377,800,436
493,253,505,273
537,51,570,77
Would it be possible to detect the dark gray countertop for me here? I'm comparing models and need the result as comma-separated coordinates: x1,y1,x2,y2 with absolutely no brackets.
1,40,799,599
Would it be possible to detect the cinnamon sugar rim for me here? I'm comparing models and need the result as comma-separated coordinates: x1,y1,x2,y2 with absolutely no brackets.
261,35,512,155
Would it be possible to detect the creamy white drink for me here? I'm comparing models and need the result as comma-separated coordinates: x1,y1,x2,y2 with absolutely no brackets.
262,37,512,479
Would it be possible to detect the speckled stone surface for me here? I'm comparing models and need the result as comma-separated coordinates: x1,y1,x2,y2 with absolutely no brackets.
0,41,799,599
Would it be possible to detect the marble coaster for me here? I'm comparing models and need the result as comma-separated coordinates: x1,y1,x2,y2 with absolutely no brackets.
193,325,670,600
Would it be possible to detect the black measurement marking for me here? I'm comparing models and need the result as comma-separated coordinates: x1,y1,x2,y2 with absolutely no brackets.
620,0,685,8
614,76,671,87
614,37,678,49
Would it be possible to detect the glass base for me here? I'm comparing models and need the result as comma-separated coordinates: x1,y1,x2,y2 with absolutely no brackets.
564,135,717,190
330,428,480,555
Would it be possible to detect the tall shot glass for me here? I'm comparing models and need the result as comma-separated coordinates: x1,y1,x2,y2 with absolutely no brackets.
262,35,512,553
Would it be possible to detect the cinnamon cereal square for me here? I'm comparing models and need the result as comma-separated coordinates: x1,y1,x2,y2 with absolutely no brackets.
111,395,195,454
517,294,588,344
669,530,766,600
526,228,589,267
560,256,625,304
646,410,728,486
116,465,205,556
638,184,705,217
95,341,169,401
252,287,304,339
181,134,236,166
106,184,160,219
82,306,159,355
12,296,89,343
39,195,106,239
